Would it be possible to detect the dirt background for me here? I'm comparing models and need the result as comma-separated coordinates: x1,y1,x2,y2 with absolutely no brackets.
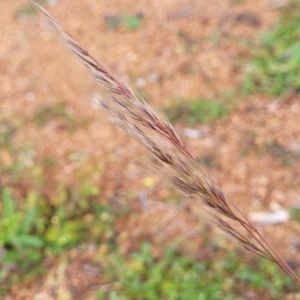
1,0,300,299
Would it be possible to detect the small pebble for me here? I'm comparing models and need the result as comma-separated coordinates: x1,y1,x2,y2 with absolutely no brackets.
135,77,146,88
46,0,59,6
147,72,160,83
249,210,289,225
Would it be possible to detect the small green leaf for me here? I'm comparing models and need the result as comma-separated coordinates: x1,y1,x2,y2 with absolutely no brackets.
21,208,37,234
3,250,19,263
18,235,44,248
15,6,37,18
2,189,16,223
124,14,143,30
104,15,122,30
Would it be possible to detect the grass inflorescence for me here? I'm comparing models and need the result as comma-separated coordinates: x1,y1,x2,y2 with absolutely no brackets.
30,0,300,289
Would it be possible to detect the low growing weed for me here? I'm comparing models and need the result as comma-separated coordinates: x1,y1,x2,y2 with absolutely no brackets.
0,183,116,294
104,13,143,31
97,243,297,300
243,2,300,96
164,98,229,125
0,116,116,294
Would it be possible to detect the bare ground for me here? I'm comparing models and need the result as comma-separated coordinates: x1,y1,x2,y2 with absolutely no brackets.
1,0,300,299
